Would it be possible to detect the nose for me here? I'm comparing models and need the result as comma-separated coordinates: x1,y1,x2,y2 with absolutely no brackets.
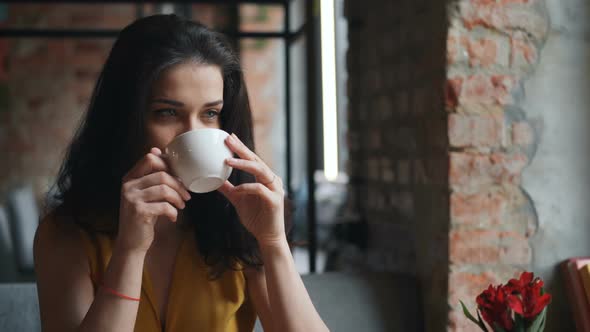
183,114,207,132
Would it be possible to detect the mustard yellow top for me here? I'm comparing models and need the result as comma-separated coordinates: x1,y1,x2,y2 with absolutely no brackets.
76,225,256,332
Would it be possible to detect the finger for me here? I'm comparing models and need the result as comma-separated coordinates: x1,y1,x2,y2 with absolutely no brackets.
147,202,178,223
124,151,169,180
135,171,191,200
217,181,237,204
233,183,273,198
141,184,186,210
225,158,276,188
225,134,261,162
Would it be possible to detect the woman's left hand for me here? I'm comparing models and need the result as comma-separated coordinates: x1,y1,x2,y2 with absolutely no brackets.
217,133,286,246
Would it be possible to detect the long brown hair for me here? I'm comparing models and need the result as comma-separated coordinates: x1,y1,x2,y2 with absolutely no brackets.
47,14,291,278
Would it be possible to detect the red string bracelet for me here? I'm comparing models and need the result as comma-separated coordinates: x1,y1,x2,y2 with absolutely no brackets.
101,284,141,302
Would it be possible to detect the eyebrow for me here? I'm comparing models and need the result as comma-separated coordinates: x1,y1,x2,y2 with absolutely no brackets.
203,100,224,108
150,98,223,108
151,98,184,107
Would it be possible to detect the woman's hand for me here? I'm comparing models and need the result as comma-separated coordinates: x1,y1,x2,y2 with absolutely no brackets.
217,133,286,246
117,147,191,254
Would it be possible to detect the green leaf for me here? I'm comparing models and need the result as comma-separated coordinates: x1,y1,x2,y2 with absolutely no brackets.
526,308,547,332
460,301,488,331
539,312,547,332
514,313,524,324
493,322,508,332
476,309,490,332
514,314,526,332
461,301,482,326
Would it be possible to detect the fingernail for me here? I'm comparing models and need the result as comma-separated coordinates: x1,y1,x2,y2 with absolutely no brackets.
231,133,238,141
185,193,191,200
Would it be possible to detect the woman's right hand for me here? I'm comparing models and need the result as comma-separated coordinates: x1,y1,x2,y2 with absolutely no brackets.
117,147,191,254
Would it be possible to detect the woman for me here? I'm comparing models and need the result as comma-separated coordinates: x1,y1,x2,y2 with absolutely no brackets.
34,14,328,332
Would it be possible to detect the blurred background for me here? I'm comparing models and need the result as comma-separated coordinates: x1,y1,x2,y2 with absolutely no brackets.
1,0,590,331
0,0,354,279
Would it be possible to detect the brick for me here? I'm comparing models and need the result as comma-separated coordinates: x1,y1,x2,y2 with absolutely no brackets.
449,152,528,191
395,91,410,115
395,62,411,88
69,5,135,29
446,78,463,109
347,132,360,151
377,95,392,119
450,229,531,264
451,190,507,227
491,75,517,103
450,230,500,264
511,121,535,146
447,33,468,65
410,160,425,185
71,51,109,69
465,34,510,68
368,131,381,149
458,74,516,106
511,32,539,70
46,40,72,65
381,158,395,183
398,160,411,185
391,191,414,218
392,127,417,152
449,270,503,308
368,157,379,180
448,112,504,148
459,2,549,41
448,29,510,68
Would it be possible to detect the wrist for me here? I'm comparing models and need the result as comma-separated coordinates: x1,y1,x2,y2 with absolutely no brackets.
113,240,148,259
258,235,289,251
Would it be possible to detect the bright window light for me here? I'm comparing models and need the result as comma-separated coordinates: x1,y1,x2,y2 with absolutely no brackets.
320,0,338,182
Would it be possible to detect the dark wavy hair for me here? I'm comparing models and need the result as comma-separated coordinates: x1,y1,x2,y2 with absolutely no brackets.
46,14,291,278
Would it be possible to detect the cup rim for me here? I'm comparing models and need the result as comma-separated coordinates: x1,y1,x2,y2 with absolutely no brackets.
171,128,229,142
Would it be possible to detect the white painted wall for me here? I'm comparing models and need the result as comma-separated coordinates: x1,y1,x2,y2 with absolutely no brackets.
522,0,590,329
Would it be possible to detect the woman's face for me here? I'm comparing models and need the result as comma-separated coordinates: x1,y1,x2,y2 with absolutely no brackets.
145,62,224,151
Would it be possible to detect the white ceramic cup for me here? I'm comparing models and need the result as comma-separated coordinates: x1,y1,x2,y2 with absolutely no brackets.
164,128,233,193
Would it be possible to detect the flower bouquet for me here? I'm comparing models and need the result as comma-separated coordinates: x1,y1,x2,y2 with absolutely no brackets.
461,272,551,332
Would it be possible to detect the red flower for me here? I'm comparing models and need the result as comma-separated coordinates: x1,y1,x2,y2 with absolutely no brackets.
506,272,552,319
476,284,514,330
462,271,550,331
505,271,534,294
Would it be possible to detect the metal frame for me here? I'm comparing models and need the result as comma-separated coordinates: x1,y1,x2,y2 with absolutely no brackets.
0,0,319,273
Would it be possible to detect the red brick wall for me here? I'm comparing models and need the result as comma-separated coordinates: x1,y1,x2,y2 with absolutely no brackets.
0,5,137,202
446,0,548,330
345,0,549,330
